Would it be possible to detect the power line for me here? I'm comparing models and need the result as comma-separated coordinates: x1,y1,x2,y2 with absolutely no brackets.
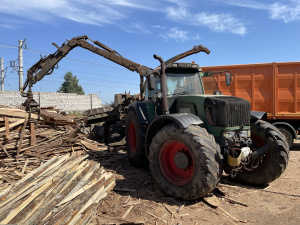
0,41,18,47
0,40,129,70
22,44,129,71
24,47,129,70
0,46,18,49
8,68,139,87
5,74,139,90
21,62,138,81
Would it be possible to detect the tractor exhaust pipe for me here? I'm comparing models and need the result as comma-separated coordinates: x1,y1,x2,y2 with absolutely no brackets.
153,54,169,115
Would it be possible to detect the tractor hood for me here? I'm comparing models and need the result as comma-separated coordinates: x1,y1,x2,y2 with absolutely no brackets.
175,95,251,137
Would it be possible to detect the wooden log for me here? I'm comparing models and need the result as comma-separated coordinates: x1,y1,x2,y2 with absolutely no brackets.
68,122,83,138
30,123,37,146
4,117,9,139
21,158,29,174
122,206,134,218
0,108,39,120
0,156,62,200
25,164,92,224
81,140,99,151
17,161,92,224
0,117,20,122
75,203,97,225
66,176,115,225
0,119,24,133
0,141,11,158
17,117,28,159
40,110,74,124
0,181,52,224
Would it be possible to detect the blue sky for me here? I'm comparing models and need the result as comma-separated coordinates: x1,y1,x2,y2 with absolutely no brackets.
0,0,300,104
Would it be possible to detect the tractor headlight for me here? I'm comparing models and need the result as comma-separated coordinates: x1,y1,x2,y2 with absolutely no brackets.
239,129,251,138
222,130,236,139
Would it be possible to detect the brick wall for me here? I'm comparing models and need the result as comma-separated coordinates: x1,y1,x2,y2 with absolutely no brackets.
0,91,102,113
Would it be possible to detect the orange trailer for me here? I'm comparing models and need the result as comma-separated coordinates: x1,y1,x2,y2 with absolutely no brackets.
202,61,300,147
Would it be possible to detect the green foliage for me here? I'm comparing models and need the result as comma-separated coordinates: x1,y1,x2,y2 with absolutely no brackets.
57,71,85,95
104,101,114,107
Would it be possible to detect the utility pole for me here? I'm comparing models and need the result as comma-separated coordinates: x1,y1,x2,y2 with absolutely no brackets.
18,40,24,91
0,57,4,91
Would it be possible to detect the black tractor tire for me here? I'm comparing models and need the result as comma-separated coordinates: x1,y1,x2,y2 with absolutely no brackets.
277,127,294,148
149,124,222,200
233,120,289,185
125,109,148,167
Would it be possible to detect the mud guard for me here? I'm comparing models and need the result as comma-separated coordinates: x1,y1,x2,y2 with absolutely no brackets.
272,122,297,139
145,113,203,156
128,101,155,125
250,111,267,120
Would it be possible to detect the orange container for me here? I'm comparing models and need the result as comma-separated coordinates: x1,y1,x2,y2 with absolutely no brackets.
202,62,300,145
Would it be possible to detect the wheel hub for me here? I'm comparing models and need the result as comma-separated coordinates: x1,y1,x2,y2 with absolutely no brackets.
174,151,189,170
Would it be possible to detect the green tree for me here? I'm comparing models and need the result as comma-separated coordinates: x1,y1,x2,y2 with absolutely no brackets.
57,71,85,95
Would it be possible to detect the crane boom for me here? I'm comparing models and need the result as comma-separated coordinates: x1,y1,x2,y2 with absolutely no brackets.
22,35,152,94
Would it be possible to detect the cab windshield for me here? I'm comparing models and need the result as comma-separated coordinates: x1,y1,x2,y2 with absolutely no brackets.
166,72,204,96
201,73,221,95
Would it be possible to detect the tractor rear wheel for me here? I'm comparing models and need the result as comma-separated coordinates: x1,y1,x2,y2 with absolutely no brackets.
125,109,148,167
233,120,289,185
278,127,293,148
149,124,222,200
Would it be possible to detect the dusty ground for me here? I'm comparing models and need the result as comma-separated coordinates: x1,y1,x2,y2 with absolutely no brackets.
90,141,300,225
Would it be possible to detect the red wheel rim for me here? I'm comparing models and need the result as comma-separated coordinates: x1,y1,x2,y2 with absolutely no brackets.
250,134,269,171
159,140,195,185
128,122,136,152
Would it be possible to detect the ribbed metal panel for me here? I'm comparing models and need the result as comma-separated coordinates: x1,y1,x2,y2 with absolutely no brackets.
204,96,250,127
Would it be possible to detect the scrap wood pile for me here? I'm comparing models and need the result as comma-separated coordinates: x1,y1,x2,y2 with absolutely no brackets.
0,154,115,225
0,106,109,190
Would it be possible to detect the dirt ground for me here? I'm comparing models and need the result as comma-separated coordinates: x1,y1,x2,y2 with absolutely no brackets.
90,141,300,225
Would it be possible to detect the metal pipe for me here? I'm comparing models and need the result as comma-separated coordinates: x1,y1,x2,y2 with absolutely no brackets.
153,54,169,115
18,40,23,91
140,75,144,99
1,57,3,91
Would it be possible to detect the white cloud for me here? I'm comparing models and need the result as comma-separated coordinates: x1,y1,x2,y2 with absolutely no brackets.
192,34,201,40
0,0,125,25
165,27,188,42
221,0,268,10
166,6,246,36
269,2,300,23
121,21,151,34
0,0,247,37
106,0,163,11
0,17,27,29
152,25,167,30
220,0,300,23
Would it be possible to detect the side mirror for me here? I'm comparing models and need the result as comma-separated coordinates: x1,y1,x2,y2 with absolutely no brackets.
203,71,211,77
225,73,231,86
148,74,155,91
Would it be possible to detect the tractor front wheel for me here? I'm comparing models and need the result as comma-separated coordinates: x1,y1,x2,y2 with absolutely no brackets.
149,124,222,200
233,120,289,185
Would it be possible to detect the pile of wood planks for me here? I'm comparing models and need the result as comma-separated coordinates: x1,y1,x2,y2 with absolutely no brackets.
0,106,109,191
0,154,115,224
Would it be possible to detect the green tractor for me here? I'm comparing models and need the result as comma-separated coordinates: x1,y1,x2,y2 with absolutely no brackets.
21,34,288,200
125,55,289,200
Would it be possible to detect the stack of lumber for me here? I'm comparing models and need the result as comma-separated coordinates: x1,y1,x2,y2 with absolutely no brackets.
0,154,115,225
0,106,108,190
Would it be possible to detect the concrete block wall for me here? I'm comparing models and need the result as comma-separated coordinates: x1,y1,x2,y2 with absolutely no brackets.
0,91,102,113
